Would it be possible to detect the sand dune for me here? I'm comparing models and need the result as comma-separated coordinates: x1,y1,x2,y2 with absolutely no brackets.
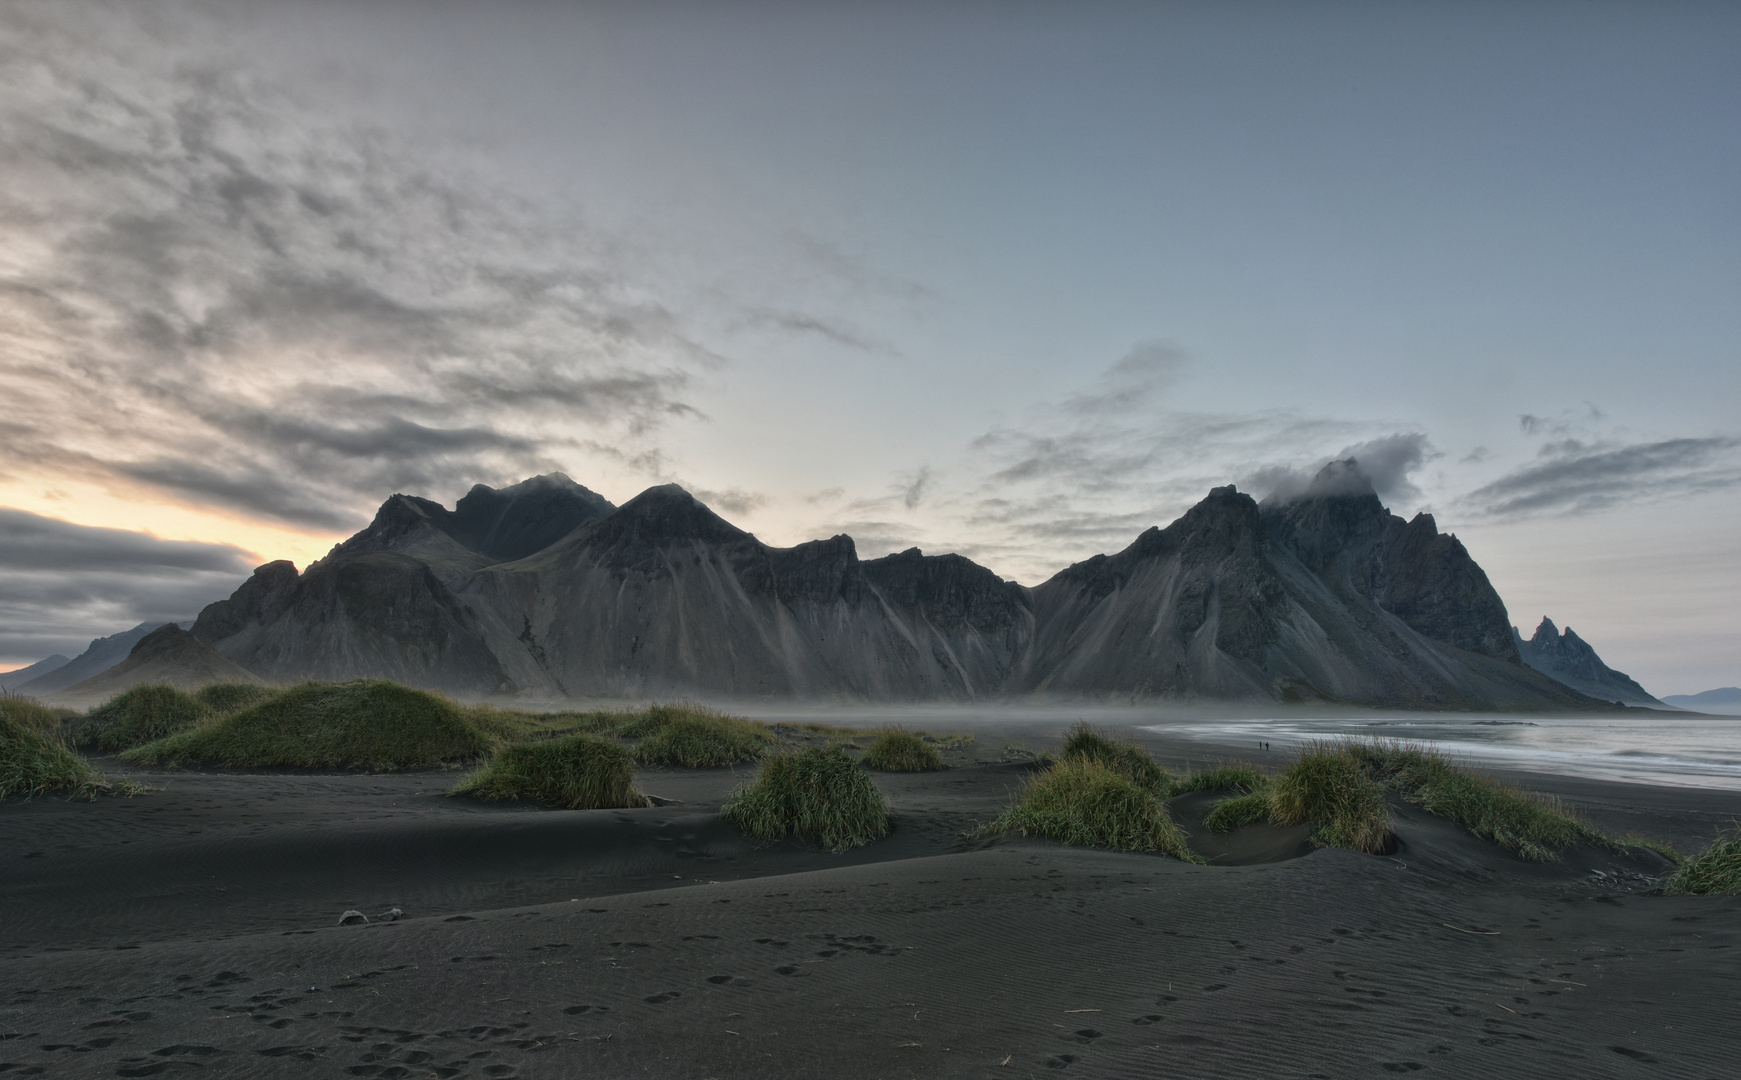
2,728,1737,1078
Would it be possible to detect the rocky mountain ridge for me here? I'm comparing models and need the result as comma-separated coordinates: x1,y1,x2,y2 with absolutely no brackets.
1513,617,1664,708
182,466,1632,710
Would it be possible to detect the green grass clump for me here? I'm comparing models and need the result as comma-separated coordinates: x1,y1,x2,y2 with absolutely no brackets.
630,707,770,768
861,728,944,772
983,757,1201,862
0,693,66,733
1341,739,1601,861
1060,722,1172,792
122,680,492,771
1665,826,1741,895
76,684,212,752
721,747,889,852
452,734,648,810
1173,762,1269,795
1268,742,1392,854
1203,791,1273,832
193,682,275,715
1,712,115,800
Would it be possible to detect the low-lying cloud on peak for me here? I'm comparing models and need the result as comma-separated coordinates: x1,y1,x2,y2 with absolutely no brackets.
1248,433,1437,509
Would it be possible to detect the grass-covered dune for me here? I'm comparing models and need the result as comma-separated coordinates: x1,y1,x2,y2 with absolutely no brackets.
1,709,115,800
453,733,649,809
861,728,944,772
985,756,1200,861
1059,721,1172,790
722,746,889,852
124,680,492,770
1200,739,1613,860
625,705,771,767
76,684,211,753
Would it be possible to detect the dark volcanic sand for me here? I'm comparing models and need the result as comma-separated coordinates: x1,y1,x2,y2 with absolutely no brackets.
3,730,1739,1079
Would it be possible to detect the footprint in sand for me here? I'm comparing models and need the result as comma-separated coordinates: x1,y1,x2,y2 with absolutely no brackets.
562,1005,609,1015
643,992,681,1004
706,975,736,984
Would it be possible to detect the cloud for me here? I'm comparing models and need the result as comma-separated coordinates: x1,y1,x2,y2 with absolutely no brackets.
0,6,711,534
1463,436,1741,517
690,486,768,517
741,307,894,353
1249,433,1437,508
1060,341,1188,416
0,508,254,664
900,467,933,510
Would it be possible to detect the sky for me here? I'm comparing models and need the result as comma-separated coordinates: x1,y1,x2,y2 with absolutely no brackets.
0,1,1736,694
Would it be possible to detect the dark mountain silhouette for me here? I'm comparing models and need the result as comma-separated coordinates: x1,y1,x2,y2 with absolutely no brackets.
1017,472,1588,709
15,622,179,696
190,475,613,694
1513,617,1664,707
187,466,1617,709
56,625,260,704
1,653,71,691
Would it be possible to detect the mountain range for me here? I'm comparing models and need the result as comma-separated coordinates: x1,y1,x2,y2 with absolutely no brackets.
10,622,179,696
136,464,1637,710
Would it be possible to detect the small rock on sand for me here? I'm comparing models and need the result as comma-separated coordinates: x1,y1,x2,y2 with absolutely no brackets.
338,910,368,925
376,907,403,922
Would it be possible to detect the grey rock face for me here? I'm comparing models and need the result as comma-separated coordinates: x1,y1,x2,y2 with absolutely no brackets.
465,485,1033,700
1514,617,1663,707
1020,480,1591,709
1259,461,1519,662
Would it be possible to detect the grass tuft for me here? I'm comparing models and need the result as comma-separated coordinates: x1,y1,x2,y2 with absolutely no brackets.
1341,739,1601,861
1267,742,1392,853
721,747,889,852
452,734,648,810
1173,762,1269,795
76,685,212,752
1059,722,1172,792
193,682,276,715
626,714,762,773
1202,791,1272,832
122,680,492,771
861,728,945,772
983,757,1201,862
1,712,118,800
1665,825,1741,895
0,692,66,734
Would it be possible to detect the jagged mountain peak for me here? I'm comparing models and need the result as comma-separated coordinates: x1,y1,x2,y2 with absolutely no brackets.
1514,617,1662,707
582,484,750,547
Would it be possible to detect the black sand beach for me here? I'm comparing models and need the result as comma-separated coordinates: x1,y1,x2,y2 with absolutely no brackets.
4,722,1739,1079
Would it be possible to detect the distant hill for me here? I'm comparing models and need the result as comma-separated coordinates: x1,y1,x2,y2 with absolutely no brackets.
187,464,1612,711
0,653,71,690
1660,688,1741,715
54,625,260,706
14,622,180,696
1512,618,1665,708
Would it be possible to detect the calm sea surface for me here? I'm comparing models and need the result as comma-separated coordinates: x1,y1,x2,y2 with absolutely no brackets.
1140,714,1741,791
730,703,1741,792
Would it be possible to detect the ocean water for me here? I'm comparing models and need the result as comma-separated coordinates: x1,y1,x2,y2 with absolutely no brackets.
1141,714,1741,791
